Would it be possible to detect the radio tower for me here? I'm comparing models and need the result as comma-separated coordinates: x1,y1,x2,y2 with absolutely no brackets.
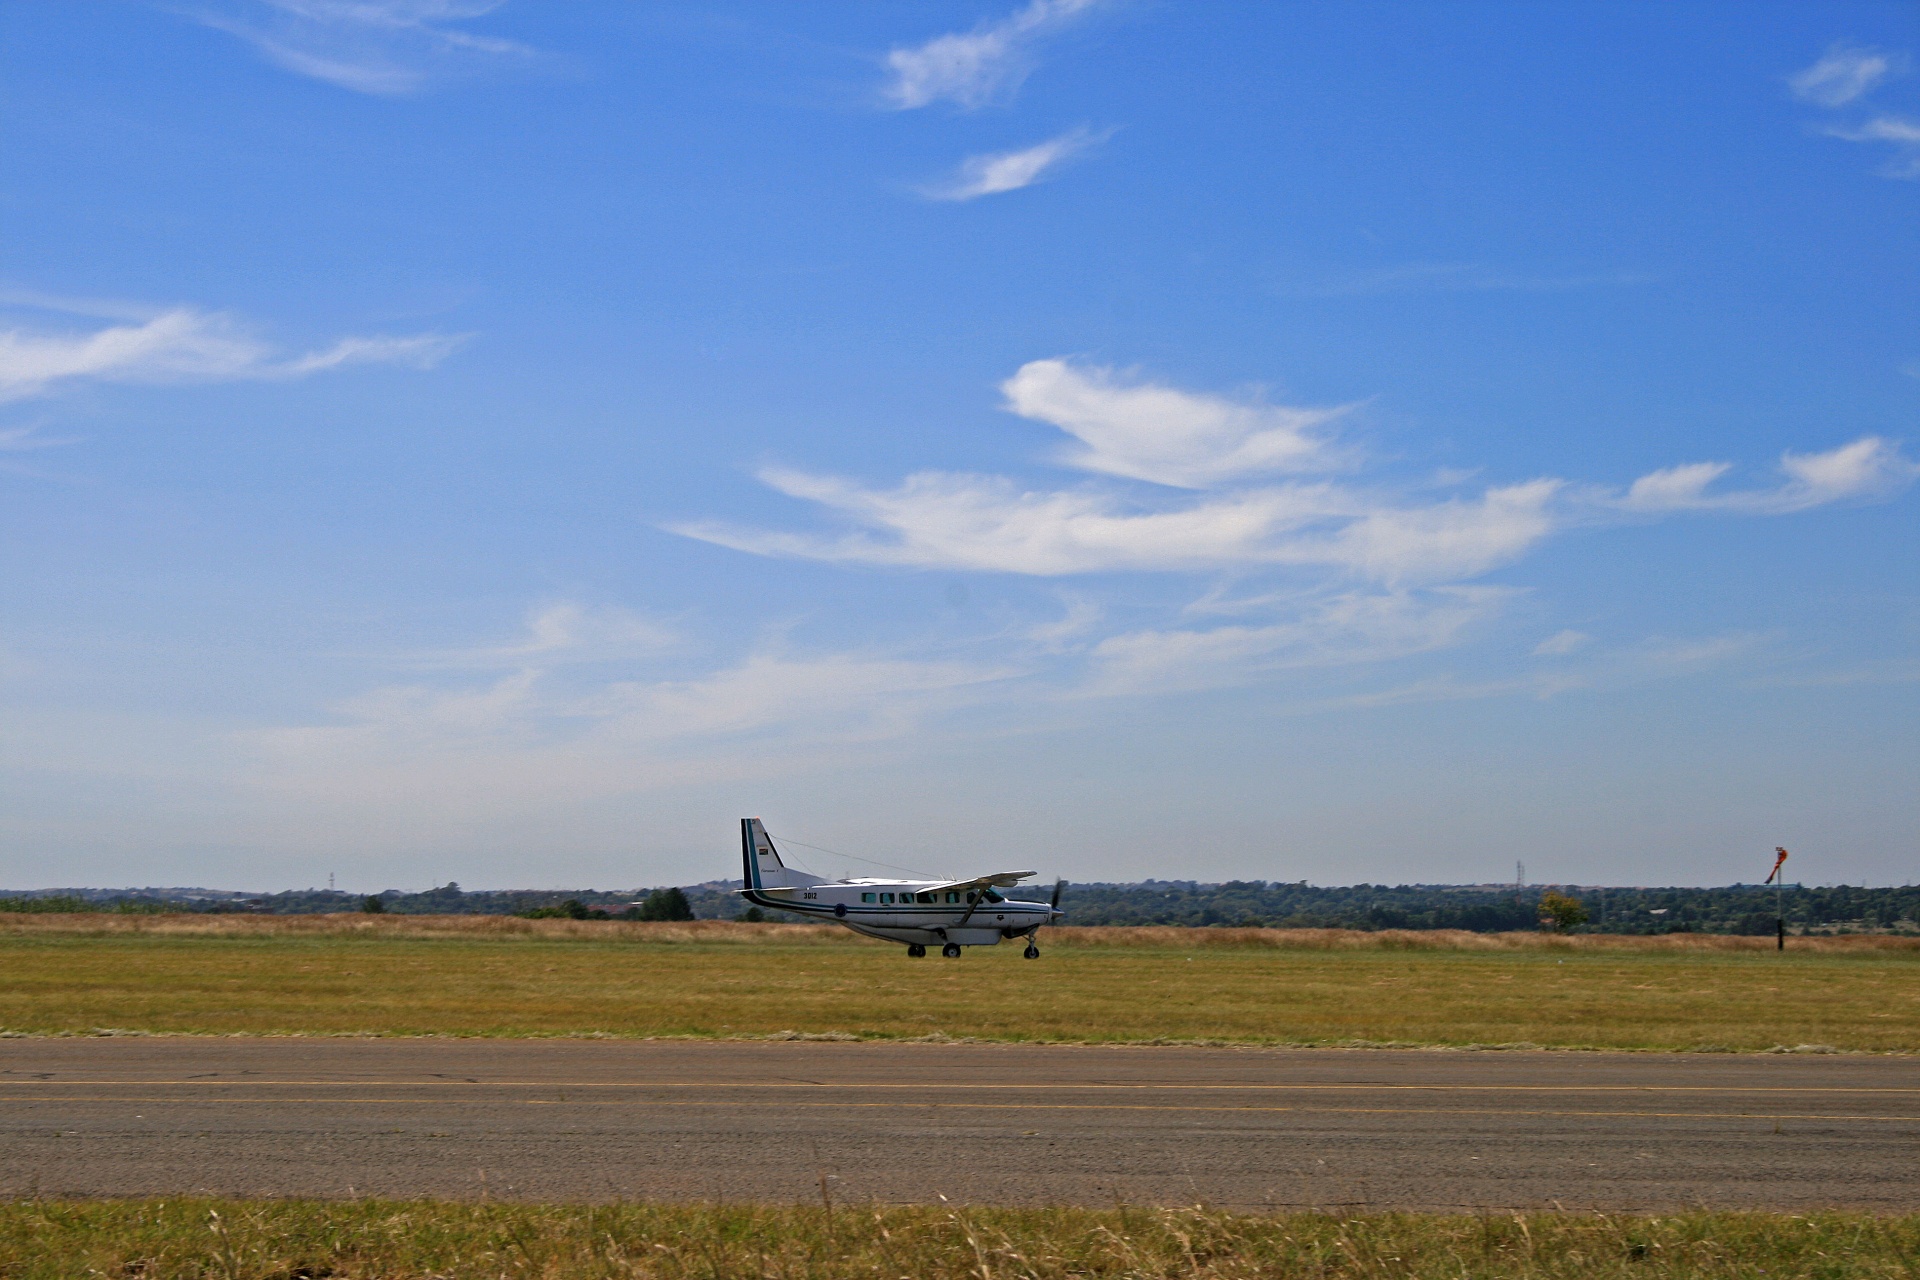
1515,860,1526,889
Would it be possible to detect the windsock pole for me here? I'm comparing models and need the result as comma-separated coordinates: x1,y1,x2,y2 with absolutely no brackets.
1765,847,1789,950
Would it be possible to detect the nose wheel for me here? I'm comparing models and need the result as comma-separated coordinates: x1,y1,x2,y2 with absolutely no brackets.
1023,943,1040,959
906,944,925,958
941,943,963,958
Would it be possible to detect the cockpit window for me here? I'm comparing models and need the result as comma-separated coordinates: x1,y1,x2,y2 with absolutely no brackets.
916,892,934,904
983,888,1004,903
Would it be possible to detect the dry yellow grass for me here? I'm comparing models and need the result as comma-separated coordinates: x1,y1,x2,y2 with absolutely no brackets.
5,1199,1919,1280
0,915,1914,1050
5,913,1914,951
1058,925,1920,954
0,913,851,943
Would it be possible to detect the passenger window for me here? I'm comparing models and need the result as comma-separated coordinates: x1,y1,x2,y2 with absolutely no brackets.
881,893,894,904
945,892,959,904
861,893,875,903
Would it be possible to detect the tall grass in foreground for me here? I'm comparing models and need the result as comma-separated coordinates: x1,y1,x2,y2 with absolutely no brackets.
4,1200,1918,1279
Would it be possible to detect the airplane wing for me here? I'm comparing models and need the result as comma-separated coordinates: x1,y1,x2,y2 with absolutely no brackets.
926,871,1037,893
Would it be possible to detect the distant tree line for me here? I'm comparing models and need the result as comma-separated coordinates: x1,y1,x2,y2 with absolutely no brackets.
507,888,693,921
4,880,1916,935
0,893,172,915
0,883,705,919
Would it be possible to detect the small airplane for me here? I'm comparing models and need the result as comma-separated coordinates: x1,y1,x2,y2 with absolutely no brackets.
735,817,1065,958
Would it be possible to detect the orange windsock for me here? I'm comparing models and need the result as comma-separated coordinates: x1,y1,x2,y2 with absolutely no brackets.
1764,846,1789,885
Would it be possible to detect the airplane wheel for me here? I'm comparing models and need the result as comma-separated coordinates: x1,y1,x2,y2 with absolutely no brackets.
907,944,925,958
1024,944,1040,959
942,943,962,958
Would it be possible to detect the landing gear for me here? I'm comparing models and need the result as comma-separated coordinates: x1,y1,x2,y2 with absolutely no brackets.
906,944,926,958
1023,943,1040,959
941,943,963,958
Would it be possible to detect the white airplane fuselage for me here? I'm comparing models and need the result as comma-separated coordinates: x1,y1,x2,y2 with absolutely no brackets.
736,818,1061,953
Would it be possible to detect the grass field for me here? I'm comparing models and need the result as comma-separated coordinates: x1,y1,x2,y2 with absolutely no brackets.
0,916,1914,1050
5,1199,1919,1279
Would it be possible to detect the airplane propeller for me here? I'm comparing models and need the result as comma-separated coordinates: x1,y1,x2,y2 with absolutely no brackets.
1049,879,1067,916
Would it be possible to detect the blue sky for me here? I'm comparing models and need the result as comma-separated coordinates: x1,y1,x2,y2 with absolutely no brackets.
2,1,1916,892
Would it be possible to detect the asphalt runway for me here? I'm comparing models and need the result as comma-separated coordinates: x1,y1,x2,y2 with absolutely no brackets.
2,1039,1915,1210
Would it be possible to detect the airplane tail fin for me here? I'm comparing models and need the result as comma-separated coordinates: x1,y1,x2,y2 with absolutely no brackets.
740,818,824,891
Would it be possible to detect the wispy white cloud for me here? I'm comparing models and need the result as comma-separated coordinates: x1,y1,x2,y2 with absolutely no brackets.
1619,437,1917,513
0,288,158,323
248,638,1019,822
883,0,1104,111
406,603,678,671
1788,44,1919,178
1002,357,1346,487
678,362,1911,588
1532,629,1591,657
1822,115,1920,178
1789,43,1904,107
180,0,534,96
1083,588,1508,697
679,462,1559,587
0,421,83,475
1639,633,1762,670
1323,632,1761,711
1315,479,1565,585
211,594,1027,836
678,469,1333,576
285,609,1763,812
0,301,464,402
0,424,73,453
235,586,1505,825
668,359,1913,704
921,127,1109,201
1023,595,1103,649
593,651,1017,744
683,468,1570,583
349,603,1008,747
682,463,1569,584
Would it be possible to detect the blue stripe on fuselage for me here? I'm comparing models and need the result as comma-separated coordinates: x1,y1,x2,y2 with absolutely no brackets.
736,897,1047,921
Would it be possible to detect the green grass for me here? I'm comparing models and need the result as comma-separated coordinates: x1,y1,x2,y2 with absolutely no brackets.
0,918,1915,1050
4,1199,1918,1279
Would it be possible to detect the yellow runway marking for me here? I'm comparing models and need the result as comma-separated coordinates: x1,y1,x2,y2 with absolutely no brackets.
521,1100,1920,1122
3,1080,1917,1095
2,1097,1915,1123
